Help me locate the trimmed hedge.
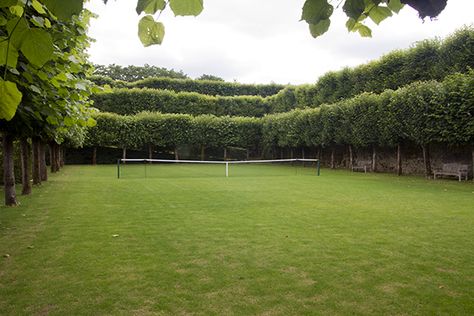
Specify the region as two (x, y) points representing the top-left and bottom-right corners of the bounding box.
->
(126, 77), (285, 97)
(92, 88), (270, 117)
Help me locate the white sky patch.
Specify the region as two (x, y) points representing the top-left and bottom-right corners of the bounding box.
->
(86, 0), (474, 85)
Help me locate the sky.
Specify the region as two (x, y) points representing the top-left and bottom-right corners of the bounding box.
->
(85, 0), (473, 85)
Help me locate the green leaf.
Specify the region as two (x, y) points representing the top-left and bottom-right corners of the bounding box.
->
(387, 0), (404, 13)
(342, 0), (365, 20)
(9, 5), (23, 16)
(136, 0), (166, 15)
(309, 19), (331, 38)
(42, 0), (83, 20)
(0, 0), (16, 7)
(20, 28), (54, 67)
(138, 15), (165, 47)
(0, 36), (19, 67)
(0, 79), (22, 121)
(31, 0), (46, 14)
(169, 0), (203, 16)
(301, 0), (333, 24)
(368, 5), (392, 25)
(355, 23), (372, 37)
(6, 17), (29, 48)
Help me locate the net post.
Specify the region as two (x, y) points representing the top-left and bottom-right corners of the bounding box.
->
(317, 159), (320, 176)
(225, 162), (229, 177)
(117, 159), (120, 179)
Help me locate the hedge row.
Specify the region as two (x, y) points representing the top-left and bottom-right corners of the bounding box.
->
(268, 27), (474, 109)
(91, 89), (270, 117)
(86, 71), (473, 151)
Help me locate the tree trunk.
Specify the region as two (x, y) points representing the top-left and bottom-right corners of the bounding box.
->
(302, 147), (305, 167)
(32, 138), (41, 185)
(397, 144), (402, 176)
(246, 149), (250, 160)
(122, 148), (127, 163)
(472, 146), (474, 182)
(55, 145), (61, 171)
(280, 148), (283, 159)
(318, 146), (322, 160)
(148, 144), (153, 162)
(175, 147), (179, 160)
(50, 143), (57, 173)
(331, 147), (335, 169)
(92, 147), (97, 165)
(20, 138), (32, 195)
(200, 145), (205, 161)
(3, 132), (18, 206)
(348, 145), (353, 170)
(290, 148), (294, 159)
(372, 145), (377, 172)
(224, 147), (227, 160)
(422, 144), (432, 178)
(60, 147), (65, 167)
(40, 142), (48, 181)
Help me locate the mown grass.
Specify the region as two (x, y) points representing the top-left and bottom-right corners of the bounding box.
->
(1, 165), (473, 315)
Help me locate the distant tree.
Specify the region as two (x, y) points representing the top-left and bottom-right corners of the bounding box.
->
(93, 64), (188, 81)
(197, 74), (225, 82)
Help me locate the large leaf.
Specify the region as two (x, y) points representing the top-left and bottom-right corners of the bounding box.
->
(138, 15), (165, 47)
(21, 28), (54, 67)
(136, 0), (166, 15)
(0, 0), (16, 7)
(0, 36), (18, 67)
(309, 19), (331, 38)
(342, 0), (366, 20)
(169, 0), (203, 16)
(0, 79), (22, 121)
(42, 0), (83, 20)
(388, 0), (404, 13)
(301, 0), (333, 24)
(6, 17), (29, 49)
(368, 5), (392, 25)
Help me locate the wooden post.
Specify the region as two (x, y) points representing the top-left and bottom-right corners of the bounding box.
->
(372, 145), (377, 172)
(331, 147), (335, 169)
(20, 138), (32, 195)
(3, 132), (18, 206)
(92, 147), (97, 165)
(40, 142), (47, 181)
(397, 144), (402, 176)
(32, 137), (41, 185)
(348, 145), (353, 170)
(422, 144), (432, 178)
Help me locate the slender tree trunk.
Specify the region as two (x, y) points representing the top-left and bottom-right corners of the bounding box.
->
(20, 138), (32, 195)
(372, 145), (377, 172)
(148, 144), (153, 162)
(92, 147), (97, 165)
(397, 144), (402, 176)
(60, 147), (65, 167)
(175, 147), (179, 160)
(55, 145), (61, 171)
(224, 147), (227, 160)
(422, 144), (432, 178)
(348, 145), (353, 170)
(280, 148), (283, 159)
(32, 138), (41, 185)
(290, 148), (294, 159)
(472, 145), (474, 182)
(50, 143), (57, 173)
(246, 149), (250, 160)
(331, 147), (335, 169)
(318, 146), (322, 160)
(302, 147), (305, 167)
(200, 145), (205, 161)
(122, 148), (127, 163)
(40, 142), (47, 181)
(3, 132), (18, 206)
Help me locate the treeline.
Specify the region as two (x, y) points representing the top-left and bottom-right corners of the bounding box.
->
(92, 89), (270, 117)
(268, 27), (474, 109)
(86, 71), (474, 175)
(93, 64), (188, 81)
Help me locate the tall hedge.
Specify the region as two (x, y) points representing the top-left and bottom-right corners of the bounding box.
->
(92, 88), (270, 117)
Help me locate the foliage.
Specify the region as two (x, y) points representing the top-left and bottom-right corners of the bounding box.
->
(92, 88), (270, 117)
(93, 63), (188, 81)
(196, 74), (224, 81)
(125, 77), (285, 97)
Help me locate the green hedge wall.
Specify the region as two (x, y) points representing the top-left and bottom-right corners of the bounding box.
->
(86, 71), (473, 152)
(126, 77), (285, 97)
(92, 88), (270, 117)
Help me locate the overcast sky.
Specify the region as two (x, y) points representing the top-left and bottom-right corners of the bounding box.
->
(86, 0), (473, 85)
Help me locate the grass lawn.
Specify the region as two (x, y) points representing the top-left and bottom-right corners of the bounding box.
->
(0, 164), (473, 315)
